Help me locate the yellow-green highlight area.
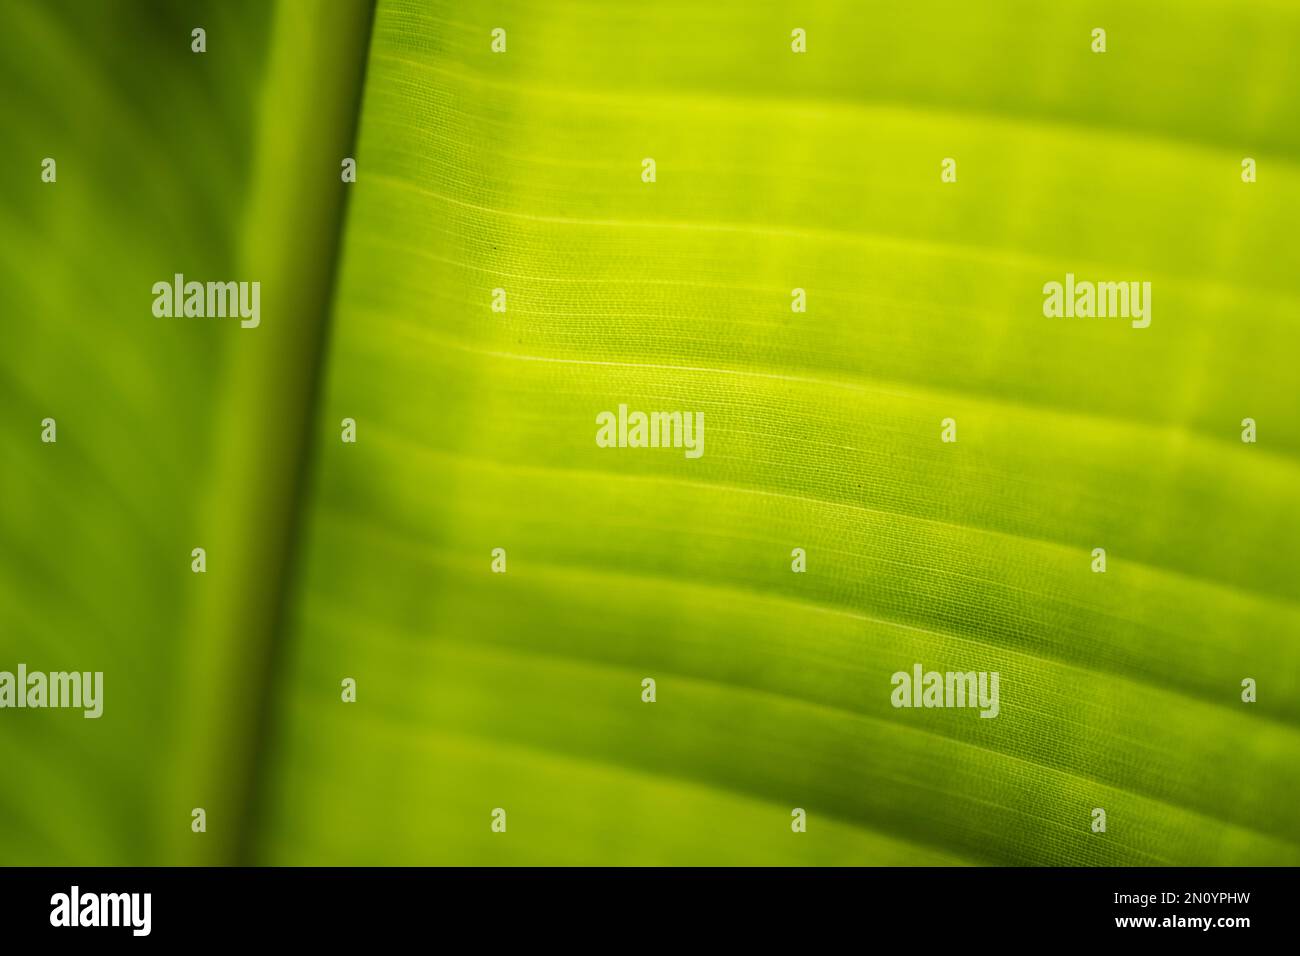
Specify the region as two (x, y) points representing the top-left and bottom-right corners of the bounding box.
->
(255, 1), (1300, 864)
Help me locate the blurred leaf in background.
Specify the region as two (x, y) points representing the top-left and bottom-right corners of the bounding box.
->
(0, 0), (371, 864)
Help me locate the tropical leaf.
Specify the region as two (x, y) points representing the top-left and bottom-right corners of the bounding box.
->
(2, 0), (1297, 867)
(252, 0), (1300, 865)
(0, 0), (370, 865)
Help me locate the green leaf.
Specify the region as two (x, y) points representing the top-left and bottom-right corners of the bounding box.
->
(0, 0), (370, 865)
(252, 0), (1300, 864)
(2, 0), (1298, 867)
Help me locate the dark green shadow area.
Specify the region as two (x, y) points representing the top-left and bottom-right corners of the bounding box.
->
(0, 0), (374, 865)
